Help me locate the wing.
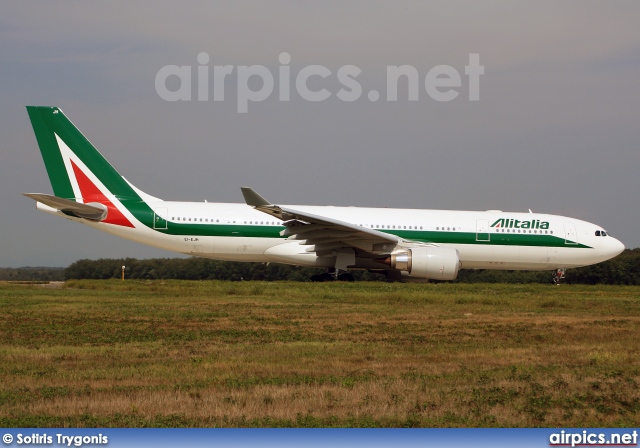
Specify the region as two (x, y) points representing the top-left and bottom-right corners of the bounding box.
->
(241, 187), (401, 259)
(23, 193), (107, 221)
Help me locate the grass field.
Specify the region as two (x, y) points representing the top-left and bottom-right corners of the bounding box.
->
(1, 280), (639, 427)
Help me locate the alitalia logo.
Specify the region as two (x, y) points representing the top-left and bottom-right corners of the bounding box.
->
(491, 218), (549, 229)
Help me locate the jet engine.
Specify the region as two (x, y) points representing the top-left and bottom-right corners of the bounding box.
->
(382, 246), (460, 281)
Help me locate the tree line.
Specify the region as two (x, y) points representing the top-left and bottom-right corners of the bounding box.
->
(3, 248), (638, 284)
(0, 267), (65, 282)
(61, 248), (639, 284)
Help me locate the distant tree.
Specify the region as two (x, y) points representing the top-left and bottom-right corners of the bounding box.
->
(61, 249), (639, 284)
(570, 248), (640, 285)
(0, 267), (65, 281)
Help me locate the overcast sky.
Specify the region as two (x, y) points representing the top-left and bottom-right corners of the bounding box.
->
(2, 1), (639, 267)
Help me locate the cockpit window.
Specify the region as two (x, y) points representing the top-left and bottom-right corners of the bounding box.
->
(595, 231), (601, 236)
(602, 231), (607, 236)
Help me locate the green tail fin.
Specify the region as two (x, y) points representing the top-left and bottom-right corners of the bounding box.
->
(26, 106), (140, 201)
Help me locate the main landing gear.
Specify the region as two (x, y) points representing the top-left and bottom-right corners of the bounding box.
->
(337, 272), (355, 282)
(310, 270), (355, 282)
(310, 272), (334, 282)
(552, 268), (566, 285)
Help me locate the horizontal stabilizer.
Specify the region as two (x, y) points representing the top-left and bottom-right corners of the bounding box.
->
(23, 193), (107, 221)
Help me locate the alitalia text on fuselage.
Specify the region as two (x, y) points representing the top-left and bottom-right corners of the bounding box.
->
(491, 218), (549, 230)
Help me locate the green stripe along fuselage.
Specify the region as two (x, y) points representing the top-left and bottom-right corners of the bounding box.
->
(153, 222), (580, 248)
(144, 201), (591, 249)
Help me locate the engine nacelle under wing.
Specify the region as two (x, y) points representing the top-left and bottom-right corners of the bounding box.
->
(388, 246), (460, 281)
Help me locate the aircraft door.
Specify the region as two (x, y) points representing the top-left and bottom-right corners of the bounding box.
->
(153, 207), (168, 230)
(476, 219), (490, 242)
(563, 222), (578, 245)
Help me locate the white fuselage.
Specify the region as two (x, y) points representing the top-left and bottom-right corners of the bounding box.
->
(39, 200), (625, 272)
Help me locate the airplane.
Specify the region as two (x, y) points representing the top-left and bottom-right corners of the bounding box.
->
(23, 106), (625, 283)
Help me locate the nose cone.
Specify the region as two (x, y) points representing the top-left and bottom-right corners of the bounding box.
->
(603, 237), (625, 261)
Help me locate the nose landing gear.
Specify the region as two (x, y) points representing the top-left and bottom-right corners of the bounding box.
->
(552, 268), (566, 285)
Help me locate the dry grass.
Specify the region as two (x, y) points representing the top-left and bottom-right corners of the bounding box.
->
(0, 280), (638, 427)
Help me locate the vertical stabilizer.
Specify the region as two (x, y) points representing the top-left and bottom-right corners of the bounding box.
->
(26, 106), (157, 228)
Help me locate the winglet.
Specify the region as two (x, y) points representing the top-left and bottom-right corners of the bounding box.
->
(241, 187), (272, 207)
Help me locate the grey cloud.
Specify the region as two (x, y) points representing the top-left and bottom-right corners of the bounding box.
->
(1, 1), (639, 266)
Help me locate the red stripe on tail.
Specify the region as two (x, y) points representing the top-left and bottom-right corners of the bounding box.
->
(71, 160), (135, 228)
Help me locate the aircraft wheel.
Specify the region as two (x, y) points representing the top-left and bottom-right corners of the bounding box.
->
(337, 273), (355, 282)
(319, 273), (335, 282)
(311, 273), (334, 282)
